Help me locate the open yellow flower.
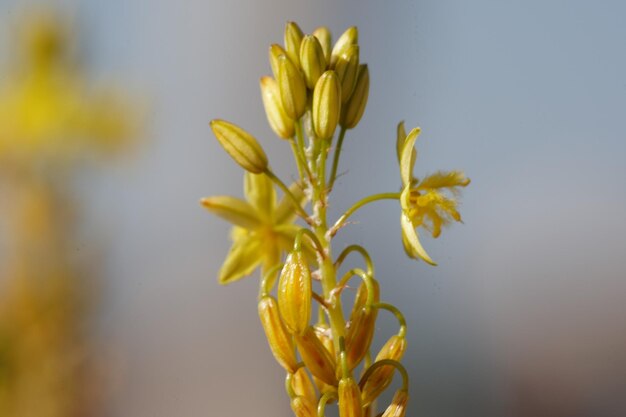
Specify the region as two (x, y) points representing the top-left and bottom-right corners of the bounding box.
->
(202, 172), (310, 284)
(397, 122), (469, 265)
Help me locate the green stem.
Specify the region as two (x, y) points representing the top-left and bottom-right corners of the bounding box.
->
(335, 244), (374, 276)
(259, 263), (284, 299)
(335, 268), (376, 309)
(317, 391), (338, 417)
(328, 126), (346, 190)
(330, 192), (401, 237)
(294, 227), (326, 258)
(264, 169), (311, 222)
(295, 121), (313, 180)
(289, 137), (305, 180)
(374, 302), (407, 338)
(359, 359), (409, 391)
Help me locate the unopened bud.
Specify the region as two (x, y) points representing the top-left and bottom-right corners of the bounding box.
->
(269, 44), (288, 78)
(295, 326), (337, 386)
(335, 45), (360, 103)
(284, 21), (304, 68)
(360, 335), (407, 406)
(381, 389), (409, 417)
(278, 54), (307, 120)
(210, 119), (268, 173)
(330, 26), (358, 68)
(312, 71), (341, 140)
(313, 26), (332, 64)
(292, 367), (317, 411)
(278, 250), (311, 334)
(312, 325), (336, 395)
(350, 279), (380, 318)
(345, 307), (377, 370)
(341, 64), (369, 129)
(338, 377), (363, 417)
(258, 296), (298, 373)
(291, 396), (316, 417)
(260, 76), (294, 139)
(300, 35), (327, 89)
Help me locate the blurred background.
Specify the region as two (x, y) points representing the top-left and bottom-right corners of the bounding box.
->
(1, 1), (625, 416)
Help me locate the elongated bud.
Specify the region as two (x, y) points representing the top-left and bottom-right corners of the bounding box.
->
(260, 76), (294, 139)
(210, 119), (268, 173)
(312, 324), (336, 394)
(278, 250), (311, 334)
(292, 367), (317, 410)
(335, 45), (360, 103)
(269, 44), (288, 78)
(300, 35), (327, 89)
(338, 377), (363, 417)
(291, 396), (316, 417)
(284, 21), (304, 68)
(360, 335), (407, 406)
(258, 296), (298, 373)
(341, 64), (369, 129)
(350, 279), (380, 318)
(312, 71), (341, 140)
(295, 326), (337, 386)
(313, 26), (332, 64)
(345, 279), (379, 370)
(278, 54), (307, 120)
(381, 390), (409, 417)
(330, 26), (358, 68)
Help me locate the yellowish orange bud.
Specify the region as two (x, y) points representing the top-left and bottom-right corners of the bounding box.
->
(300, 35), (327, 89)
(360, 335), (407, 406)
(350, 279), (380, 318)
(277, 250), (311, 334)
(292, 367), (318, 410)
(330, 26), (358, 68)
(313, 26), (332, 64)
(260, 76), (294, 139)
(269, 44), (288, 78)
(341, 64), (369, 129)
(210, 119), (268, 173)
(278, 54), (307, 120)
(291, 396), (316, 417)
(284, 21), (304, 68)
(312, 71), (341, 140)
(345, 307), (377, 370)
(335, 45), (360, 103)
(381, 389), (409, 417)
(295, 326), (338, 386)
(312, 324), (336, 395)
(338, 377), (363, 417)
(258, 296), (298, 373)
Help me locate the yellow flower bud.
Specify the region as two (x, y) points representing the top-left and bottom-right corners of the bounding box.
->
(295, 326), (337, 386)
(313, 26), (332, 64)
(260, 76), (294, 139)
(312, 71), (341, 140)
(335, 45), (360, 103)
(381, 389), (409, 417)
(278, 250), (311, 334)
(312, 324), (336, 395)
(341, 64), (369, 129)
(300, 35), (327, 89)
(360, 335), (407, 406)
(345, 306), (378, 371)
(291, 396), (316, 417)
(258, 296), (298, 373)
(278, 54), (307, 120)
(269, 44), (288, 79)
(284, 21), (304, 68)
(330, 26), (358, 68)
(210, 119), (268, 174)
(350, 278), (379, 318)
(292, 367), (317, 410)
(338, 377), (363, 417)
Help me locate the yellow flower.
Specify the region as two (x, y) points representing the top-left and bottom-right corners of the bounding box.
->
(397, 122), (469, 265)
(202, 172), (310, 284)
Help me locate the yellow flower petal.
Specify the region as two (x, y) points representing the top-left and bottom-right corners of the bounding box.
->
(243, 172), (276, 218)
(418, 170), (470, 190)
(201, 196), (261, 229)
(218, 235), (263, 284)
(400, 213), (436, 265)
(275, 182), (307, 224)
(396, 121), (407, 163)
(399, 127), (420, 187)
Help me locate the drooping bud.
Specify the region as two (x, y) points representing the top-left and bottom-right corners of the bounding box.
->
(210, 119), (268, 173)
(360, 335), (407, 406)
(295, 326), (338, 386)
(341, 64), (369, 129)
(345, 307), (378, 371)
(291, 396), (316, 417)
(258, 296), (298, 373)
(269, 44), (288, 78)
(312, 71), (341, 140)
(260, 76), (294, 139)
(335, 45), (360, 103)
(381, 389), (409, 417)
(277, 250), (311, 334)
(278, 54), (307, 120)
(313, 26), (332, 64)
(300, 35), (327, 89)
(338, 377), (363, 417)
(330, 26), (358, 68)
(350, 279), (380, 319)
(284, 21), (304, 68)
(292, 367), (317, 410)
(312, 324), (336, 395)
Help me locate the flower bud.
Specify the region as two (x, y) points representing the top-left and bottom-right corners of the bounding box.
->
(284, 21), (304, 68)
(338, 377), (363, 417)
(278, 54), (307, 120)
(278, 250), (311, 334)
(292, 367), (317, 410)
(210, 119), (268, 173)
(330, 26), (358, 68)
(300, 35), (327, 89)
(350, 278), (380, 318)
(345, 279), (379, 370)
(258, 296), (298, 373)
(313, 26), (332, 64)
(260, 76), (294, 139)
(295, 326), (337, 386)
(269, 44), (288, 78)
(291, 396), (316, 417)
(334, 45), (360, 103)
(341, 64), (369, 129)
(312, 71), (341, 140)
(360, 335), (407, 406)
(381, 389), (409, 417)
(312, 324), (336, 395)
